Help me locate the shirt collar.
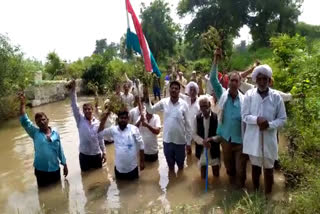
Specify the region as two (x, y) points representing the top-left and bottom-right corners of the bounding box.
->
(117, 125), (128, 132)
(202, 111), (212, 119)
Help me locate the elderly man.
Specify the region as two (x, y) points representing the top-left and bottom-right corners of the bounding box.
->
(144, 81), (192, 173)
(193, 95), (220, 179)
(68, 80), (106, 171)
(183, 81), (200, 134)
(242, 65), (287, 194)
(210, 48), (248, 188)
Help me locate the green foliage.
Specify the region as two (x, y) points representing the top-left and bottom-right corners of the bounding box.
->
(192, 58), (211, 74)
(268, 33), (320, 213)
(286, 175), (320, 214)
(44, 51), (65, 80)
(200, 26), (222, 56)
(0, 34), (37, 120)
(81, 55), (109, 94)
(229, 47), (273, 71)
(119, 34), (133, 60)
(249, 0), (303, 48)
(140, 0), (179, 61)
(233, 192), (275, 214)
(271, 34), (307, 67)
(178, 0), (303, 52)
(296, 22), (320, 41)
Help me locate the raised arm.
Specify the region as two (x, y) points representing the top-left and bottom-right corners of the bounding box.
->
(133, 127), (145, 170)
(68, 80), (81, 125)
(276, 90), (292, 102)
(18, 93), (37, 138)
(141, 115), (161, 135)
(240, 61), (260, 79)
(145, 99), (164, 114)
(210, 49), (223, 100)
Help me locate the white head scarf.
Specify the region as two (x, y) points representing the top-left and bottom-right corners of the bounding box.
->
(185, 81), (199, 95)
(252, 65), (272, 82)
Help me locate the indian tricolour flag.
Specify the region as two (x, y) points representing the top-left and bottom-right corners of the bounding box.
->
(125, 0), (161, 77)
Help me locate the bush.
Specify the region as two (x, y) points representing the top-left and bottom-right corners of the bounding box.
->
(229, 47), (273, 71)
(0, 96), (19, 120)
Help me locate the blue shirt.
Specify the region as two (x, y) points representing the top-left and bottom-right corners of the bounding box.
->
(20, 114), (66, 172)
(210, 64), (243, 144)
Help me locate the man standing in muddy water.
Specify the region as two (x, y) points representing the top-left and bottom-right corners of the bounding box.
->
(18, 92), (68, 187)
(242, 65), (287, 194)
(67, 80), (106, 171)
(144, 80), (192, 174)
(210, 48), (248, 188)
(98, 108), (145, 180)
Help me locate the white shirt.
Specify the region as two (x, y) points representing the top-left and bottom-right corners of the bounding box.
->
(71, 91), (105, 155)
(192, 114), (211, 145)
(146, 97), (192, 145)
(129, 106), (146, 124)
(103, 113), (117, 142)
(205, 74), (214, 95)
(99, 124), (144, 173)
(242, 88), (287, 160)
(121, 93), (135, 110)
(94, 108), (118, 142)
(137, 114), (161, 154)
(180, 94), (200, 133)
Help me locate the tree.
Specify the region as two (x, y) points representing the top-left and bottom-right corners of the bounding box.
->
(93, 38), (119, 62)
(119, 33), (133, 60)
(0, 34), (33, 94)
(178, 0), (303, 52)
(44, 51), (64, 79)
(248, 0), (303, 47)
(140, 0), (179, 60)
(296, 22), (320, 40)
(177, 0), (250, 59)
(0, 34), (35, 119)
(93, 39), (108, 55)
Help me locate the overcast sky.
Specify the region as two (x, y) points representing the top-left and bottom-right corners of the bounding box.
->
(0, 0), (319, 62)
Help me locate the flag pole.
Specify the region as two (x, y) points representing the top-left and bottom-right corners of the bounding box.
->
(125, 0), (130, 30)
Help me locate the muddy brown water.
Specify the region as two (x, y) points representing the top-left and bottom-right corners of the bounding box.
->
(0, 97), (286, 213)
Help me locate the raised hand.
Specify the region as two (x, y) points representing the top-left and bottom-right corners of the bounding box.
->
(17, 92), (26, 115)
(66, 79), (76, 91)
(17, 92), (26, 104)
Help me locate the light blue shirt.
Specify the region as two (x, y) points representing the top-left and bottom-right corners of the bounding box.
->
(20, 114), (66, 172)
(210, 64), (243, 144)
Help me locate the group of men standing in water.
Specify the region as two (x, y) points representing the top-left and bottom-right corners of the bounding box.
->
(18, 48), (287, 195)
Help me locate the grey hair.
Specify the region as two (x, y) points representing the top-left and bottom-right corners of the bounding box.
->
(198, 94), (211, 104)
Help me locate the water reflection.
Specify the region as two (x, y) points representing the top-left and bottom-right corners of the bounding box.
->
(0, 97), (286, 214)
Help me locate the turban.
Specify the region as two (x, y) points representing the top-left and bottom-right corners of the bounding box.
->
(252, 65), (272, 82)
(185, 81), (199, 95)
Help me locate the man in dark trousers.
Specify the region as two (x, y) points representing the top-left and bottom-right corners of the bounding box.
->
(193, 95), (220, 179)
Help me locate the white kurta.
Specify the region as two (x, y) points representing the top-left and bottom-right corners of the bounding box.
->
(242, 88), (287, 160)
(146, 97), (192, 145)
(180, 94), (200, 133)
